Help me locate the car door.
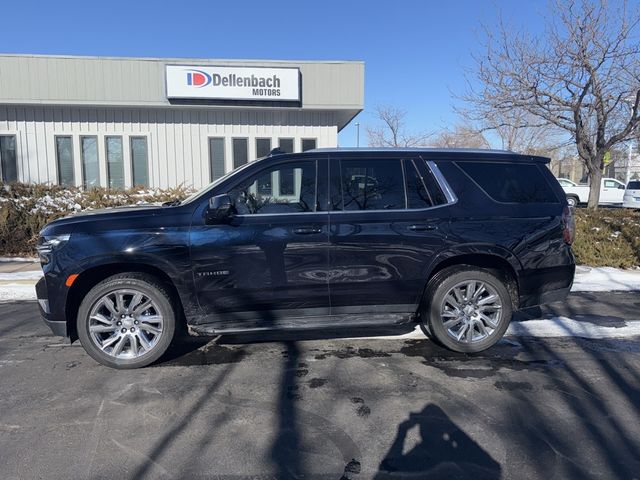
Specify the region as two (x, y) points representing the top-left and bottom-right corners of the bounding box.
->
(327, 154), (450, 315)
(601, 179), (625, 203)
(190, 156), (330, 328)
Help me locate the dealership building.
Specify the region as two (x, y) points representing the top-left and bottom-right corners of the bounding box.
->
(0, 54), (364, 189)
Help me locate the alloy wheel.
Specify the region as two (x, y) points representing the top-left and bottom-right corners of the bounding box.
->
(439, 280), (503, 344)
(87, 289), (164, 359)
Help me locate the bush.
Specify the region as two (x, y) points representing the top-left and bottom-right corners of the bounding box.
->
(573, 209), (640, 268)
(0, 182), (195, 256)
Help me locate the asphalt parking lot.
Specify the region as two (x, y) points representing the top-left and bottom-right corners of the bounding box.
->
(1, 293), (640, 480)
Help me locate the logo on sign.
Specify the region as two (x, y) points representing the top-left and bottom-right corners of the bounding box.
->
(185, 69), (212, 88)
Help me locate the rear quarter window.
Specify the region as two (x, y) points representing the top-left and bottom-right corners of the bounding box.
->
(457, 162), (559, 204)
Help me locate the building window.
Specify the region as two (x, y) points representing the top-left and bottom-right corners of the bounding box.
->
(301, 138), (317, 152)
(233, 138), (248, 169)
(81, 136), (100, 188)
(130, 137), (149, 187)
(208, 137), (225, 182)
(256, 138), (272, 158)
(55, 136), (74, 186)
(0, 135), (18, 183)
(278, 138), (294, 154)
(106, 136), (124, 189)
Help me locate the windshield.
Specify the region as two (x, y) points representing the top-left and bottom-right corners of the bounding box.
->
(180, 161), (257, 205)
(627, 181), (640, 190)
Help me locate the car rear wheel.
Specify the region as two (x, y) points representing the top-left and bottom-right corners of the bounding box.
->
(77, 273), (176, 369)
(566, 195), (579, 207)
(422, 267), (513, 353)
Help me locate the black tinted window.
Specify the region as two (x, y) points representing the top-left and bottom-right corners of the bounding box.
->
(410, 159), (448, 207)
(627, 181), (640, 189)
(405, 160), (433, 208)
(339, 159), (405, 211)
(458, 162), (558, 203)
(230, 161), (316, 214)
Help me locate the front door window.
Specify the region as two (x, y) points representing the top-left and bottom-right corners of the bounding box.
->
(229, 161), (317, 215)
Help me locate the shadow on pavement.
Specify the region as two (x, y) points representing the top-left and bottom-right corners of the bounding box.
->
(374, 404), (501, 479)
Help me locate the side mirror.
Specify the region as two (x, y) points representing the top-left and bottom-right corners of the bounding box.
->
(206, 194), (235, 224)
(619, 184), (626, 190)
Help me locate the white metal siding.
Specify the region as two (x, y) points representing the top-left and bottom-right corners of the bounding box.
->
(0, 55), (364, 112)
(0, 105), (337, 188)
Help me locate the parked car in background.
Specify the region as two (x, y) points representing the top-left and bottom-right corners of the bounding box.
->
(557, 178), (577, 188)
(37, 148), (576, 369)
(562, 177), (626, 207)
(623, 180), (640, 209)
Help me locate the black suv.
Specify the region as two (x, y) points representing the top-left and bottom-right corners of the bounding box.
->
(37, 148), (575, 369)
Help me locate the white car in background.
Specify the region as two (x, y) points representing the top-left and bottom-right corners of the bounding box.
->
(623, 180), (640, 208)
(561, 177), (626, 207)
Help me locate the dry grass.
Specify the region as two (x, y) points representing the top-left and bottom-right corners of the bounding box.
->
(573, 209), (640, 268)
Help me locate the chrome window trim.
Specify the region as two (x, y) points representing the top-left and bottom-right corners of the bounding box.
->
(229, 157), (458, 218)
(426, 160), (458, 205)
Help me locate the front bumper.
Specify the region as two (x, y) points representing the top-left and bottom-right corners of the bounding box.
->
(36, 276), (68, 338)
(42, 317), (68, 337)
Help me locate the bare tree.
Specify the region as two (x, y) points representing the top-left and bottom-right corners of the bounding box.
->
(366, 105), (431, 147)
(429, 123), (491, 149)
(464, 0), (640, 208)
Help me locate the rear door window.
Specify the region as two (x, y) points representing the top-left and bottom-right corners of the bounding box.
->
(338, 159), (405, 211)
(457, 162), (559, 203)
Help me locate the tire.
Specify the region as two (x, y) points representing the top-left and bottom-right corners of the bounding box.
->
(77, 273), (176, 369)
(421, 266), (513, 353)
(566, 195), (579, 207)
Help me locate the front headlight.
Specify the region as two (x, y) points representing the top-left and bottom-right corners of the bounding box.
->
(37, 233), (71, 260)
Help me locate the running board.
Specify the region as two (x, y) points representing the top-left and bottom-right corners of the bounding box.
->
(189, 313), (415, 336)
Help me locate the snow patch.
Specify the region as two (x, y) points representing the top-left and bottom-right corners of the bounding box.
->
(572, 266), (640, 292)
(0, 271), (43, 281)
(507, 316), (640, 339)
(0, 284), (36, 302)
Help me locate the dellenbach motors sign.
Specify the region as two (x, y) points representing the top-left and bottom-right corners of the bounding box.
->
(165, 65), (300, 101)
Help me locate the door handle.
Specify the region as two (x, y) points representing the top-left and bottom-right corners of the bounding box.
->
(293, 226), (323, 235)
(407, 224), (437, 232)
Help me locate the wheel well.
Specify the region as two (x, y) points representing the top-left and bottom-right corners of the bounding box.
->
(65, 263), (185, 342)
(425, 254), (520, 310)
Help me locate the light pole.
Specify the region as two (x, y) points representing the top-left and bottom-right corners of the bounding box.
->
(627, 141), (633, 185)
(355, 122), (360, 148)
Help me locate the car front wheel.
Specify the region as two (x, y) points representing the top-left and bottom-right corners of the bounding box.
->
(422, 267), (513, 353)
(77, 273), (176, 369)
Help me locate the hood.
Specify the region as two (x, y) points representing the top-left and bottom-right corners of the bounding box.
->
(42, 204), (168, 234)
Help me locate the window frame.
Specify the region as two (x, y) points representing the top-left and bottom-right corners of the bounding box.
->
(278, 137), (295, 154)
(301, 138), (317, 152)
(54, 135), (75, 186)
(130, 136), (150, 187)
(208, 136), (226, 183)
(255, 137), (272, 158)
(232, 137), (249, 169)
(329, 156), (456, 214)
(225, 158), (323, 217)
(80, 135), (100, 189)
(0, 134), (18, 183)
(105, 135), (125, 189)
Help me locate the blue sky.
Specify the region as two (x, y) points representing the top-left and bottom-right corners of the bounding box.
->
(0, 0), (551, 146)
